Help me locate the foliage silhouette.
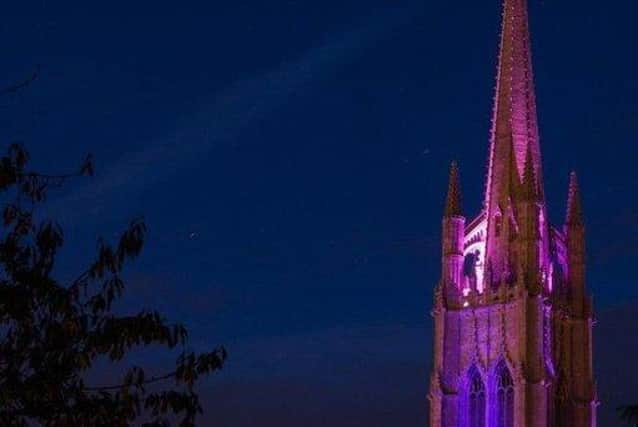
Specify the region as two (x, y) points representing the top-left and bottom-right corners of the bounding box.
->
(619, 404), (638, 426)
(0, 144), (226, 426)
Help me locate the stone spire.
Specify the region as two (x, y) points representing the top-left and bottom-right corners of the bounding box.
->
(566, 171), (584, 226)
(485, 0), (543, 211)
(444, 161), (462, 217)
(485, 0), (548, 278)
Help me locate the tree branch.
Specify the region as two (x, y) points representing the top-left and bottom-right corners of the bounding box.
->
(85, 371), (176, 392)
(0, 65), (41, 95)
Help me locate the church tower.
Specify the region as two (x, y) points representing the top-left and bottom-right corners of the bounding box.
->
(428, 0), (597, 426)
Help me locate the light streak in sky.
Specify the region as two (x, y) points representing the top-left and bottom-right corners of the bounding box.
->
(50, 4), (418, 220)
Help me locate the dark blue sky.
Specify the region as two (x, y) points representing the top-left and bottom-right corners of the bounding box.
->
(4, 0), (638, 425)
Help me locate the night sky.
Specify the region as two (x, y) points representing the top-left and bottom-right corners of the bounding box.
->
(3, 0), (638, 425)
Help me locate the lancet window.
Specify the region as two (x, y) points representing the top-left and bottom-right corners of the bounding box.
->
(495, 362), (514, 427)
(467, 366), (485, 427)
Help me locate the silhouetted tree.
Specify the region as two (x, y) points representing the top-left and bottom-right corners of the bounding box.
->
(619, 405), (638, 426)
(0, 144), (226, 426)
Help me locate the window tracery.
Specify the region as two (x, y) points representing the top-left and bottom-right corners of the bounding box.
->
(467, 366), (485, 427)
(495, 362), (514, 427)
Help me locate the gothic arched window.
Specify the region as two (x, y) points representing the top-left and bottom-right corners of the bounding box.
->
(463, 251), (480, 292)
(495, 362), (515, 427)
(468, 366), (485, 427)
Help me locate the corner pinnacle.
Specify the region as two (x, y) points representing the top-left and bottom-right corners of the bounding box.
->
(566, 171), (584, 225)
(444, 161), (463, 218)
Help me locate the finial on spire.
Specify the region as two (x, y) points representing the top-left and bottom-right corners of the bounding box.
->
(566, 171), (584, 225)
(444, 161), (463, 217)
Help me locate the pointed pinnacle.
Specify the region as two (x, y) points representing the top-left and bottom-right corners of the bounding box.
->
(522, 144), (538, 200)
(566, 171), (584, 225)
(444, 161), (463, 218)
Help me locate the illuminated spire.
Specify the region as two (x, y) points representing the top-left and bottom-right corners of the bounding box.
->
(485, 0), (543, 210)
(444, 161), (462, 217)
(484, 0), (548, 279)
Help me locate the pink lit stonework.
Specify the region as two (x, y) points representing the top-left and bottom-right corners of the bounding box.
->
(428, 0), (597, 426)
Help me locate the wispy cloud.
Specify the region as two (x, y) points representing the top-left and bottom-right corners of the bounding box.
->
(49, 5), (417, 219)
